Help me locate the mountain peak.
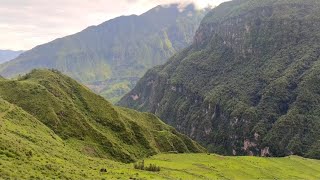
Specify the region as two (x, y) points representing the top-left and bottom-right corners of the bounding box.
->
(0, 68), (205, 163)
(0, 4), (207, 103)
(151, 3), (197, 12)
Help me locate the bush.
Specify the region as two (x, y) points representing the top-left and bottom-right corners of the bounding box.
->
(100, 168), (107, 173)
(145, 164), (160, 172)
(26, 150), (33, 157)
(134, 160), (144, 170)
(134, 160), (160, 172)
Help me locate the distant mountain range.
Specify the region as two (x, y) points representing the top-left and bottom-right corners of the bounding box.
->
(0, 50), (23, 64)
(0, 3), (208, 103)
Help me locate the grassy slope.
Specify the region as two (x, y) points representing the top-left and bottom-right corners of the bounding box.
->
(1, 100), (319, 179)
(0, 69), (204, 163)
(144, 154), (320, 179)
(0, 98), (107, 179)
(0, 70), (319, 179)
(2, 115), (320, 180)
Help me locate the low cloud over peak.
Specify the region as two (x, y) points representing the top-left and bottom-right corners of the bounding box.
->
(0, 0), (228, 50)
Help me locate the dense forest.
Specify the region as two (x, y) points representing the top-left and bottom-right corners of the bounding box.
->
(119, 0), (320, 159)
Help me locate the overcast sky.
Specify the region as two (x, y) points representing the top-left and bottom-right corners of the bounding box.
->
(0, 0), (229, 50)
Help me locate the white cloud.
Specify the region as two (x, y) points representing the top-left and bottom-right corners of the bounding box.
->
(0, 0), (229, 50)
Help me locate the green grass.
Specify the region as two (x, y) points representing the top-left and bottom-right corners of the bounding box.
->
(99, 80), (133, 103)
(0, 69), (204, 164)
(1, 100), (319, 180)
(0, 70), (319, 179)
(144, 154), (320, 179)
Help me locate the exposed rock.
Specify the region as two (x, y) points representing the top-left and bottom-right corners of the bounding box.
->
(243, 139), (257, 151)
(204, 127), (212, 135)
(119, 0), (320, 159)
(261, 147), (270, 157)
(232, 149), (237, 155)
(131, 94), (139, 101)
(254, 133), (260, 141)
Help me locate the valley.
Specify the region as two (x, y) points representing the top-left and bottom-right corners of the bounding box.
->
(0, 4), (208, 103)
(0, 70), (319, 179)
(1, 0), (320, 179)
(119, 0), (320, 159)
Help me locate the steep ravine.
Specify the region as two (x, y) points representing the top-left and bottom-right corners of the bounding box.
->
(119, 0), (320, 159)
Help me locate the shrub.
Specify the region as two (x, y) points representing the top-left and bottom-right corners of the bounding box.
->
(134, 160), (145, 170)
(100, 168), (107, 173)
(145, 164), (160, 172)
(134, 160), (160, 172)
(26, 150), (33, 157)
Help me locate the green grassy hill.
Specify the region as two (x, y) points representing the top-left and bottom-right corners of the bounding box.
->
(119, 0), (320, 159)
(0, 69), (319, 179)
(0, 69), (204, 164)
(0, 4), (208, 103)
(142, 154), (320, 179)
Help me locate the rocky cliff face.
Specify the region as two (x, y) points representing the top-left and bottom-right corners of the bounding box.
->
(119, 0), (320, 159)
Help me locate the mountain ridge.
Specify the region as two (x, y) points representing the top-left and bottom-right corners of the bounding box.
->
(0, 3), (208, 103)
(0, 50), (24, 64)
(0, 69), (205, 163)
(119, 0), (320, 159)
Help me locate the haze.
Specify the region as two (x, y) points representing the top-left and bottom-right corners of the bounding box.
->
(0, 0), (229, 50)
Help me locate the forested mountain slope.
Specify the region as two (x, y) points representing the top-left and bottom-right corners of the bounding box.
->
(0, 4), (208, 103)
(2, 70), (319, 180)
(119, 0), (320, 159)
